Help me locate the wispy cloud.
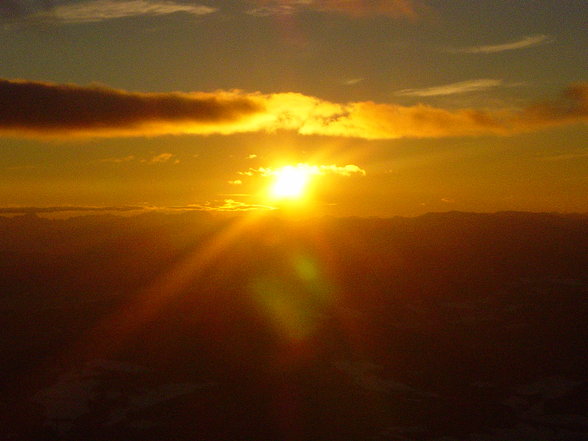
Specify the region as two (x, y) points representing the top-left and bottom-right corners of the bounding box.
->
(248, 0), (427, 18)
(1, 78), (587, 140)
(342, 78), (365, 86)
(395, 79), (504, 97)
(99, 153), (178, 164)
(448, 34), (552, 54)
(246, 4), (296, 17)
(2, 0), (217, 23)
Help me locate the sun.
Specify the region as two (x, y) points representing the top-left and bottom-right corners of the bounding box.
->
(270, 165), (312, 200)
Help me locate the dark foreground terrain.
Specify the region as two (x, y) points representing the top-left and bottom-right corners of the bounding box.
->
(1, 211), (587, 440)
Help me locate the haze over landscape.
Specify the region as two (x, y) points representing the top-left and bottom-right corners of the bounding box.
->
(0, 1), (587, 440)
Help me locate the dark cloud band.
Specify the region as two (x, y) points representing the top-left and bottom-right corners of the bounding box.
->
(0, 78), (263, 137)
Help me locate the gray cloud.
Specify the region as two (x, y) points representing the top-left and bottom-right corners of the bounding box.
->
(0, 78), (263, 137)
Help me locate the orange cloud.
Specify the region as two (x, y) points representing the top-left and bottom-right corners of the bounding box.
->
(1, 78), (586, 140)
(257, 84), (588, 138)
(519, 83), (588, 128)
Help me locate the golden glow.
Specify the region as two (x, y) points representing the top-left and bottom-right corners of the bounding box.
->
(270, 165), (312, 200)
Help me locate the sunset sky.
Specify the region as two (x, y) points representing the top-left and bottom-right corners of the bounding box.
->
(1, 0), (586, 216)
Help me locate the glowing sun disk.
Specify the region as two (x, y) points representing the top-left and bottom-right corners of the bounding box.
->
(271, 165), (311, 199)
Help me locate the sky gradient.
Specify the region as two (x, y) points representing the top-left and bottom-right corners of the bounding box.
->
(1, 0), (586, 216)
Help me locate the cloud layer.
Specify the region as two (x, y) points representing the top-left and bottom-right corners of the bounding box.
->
(1, 78), (586, 140)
